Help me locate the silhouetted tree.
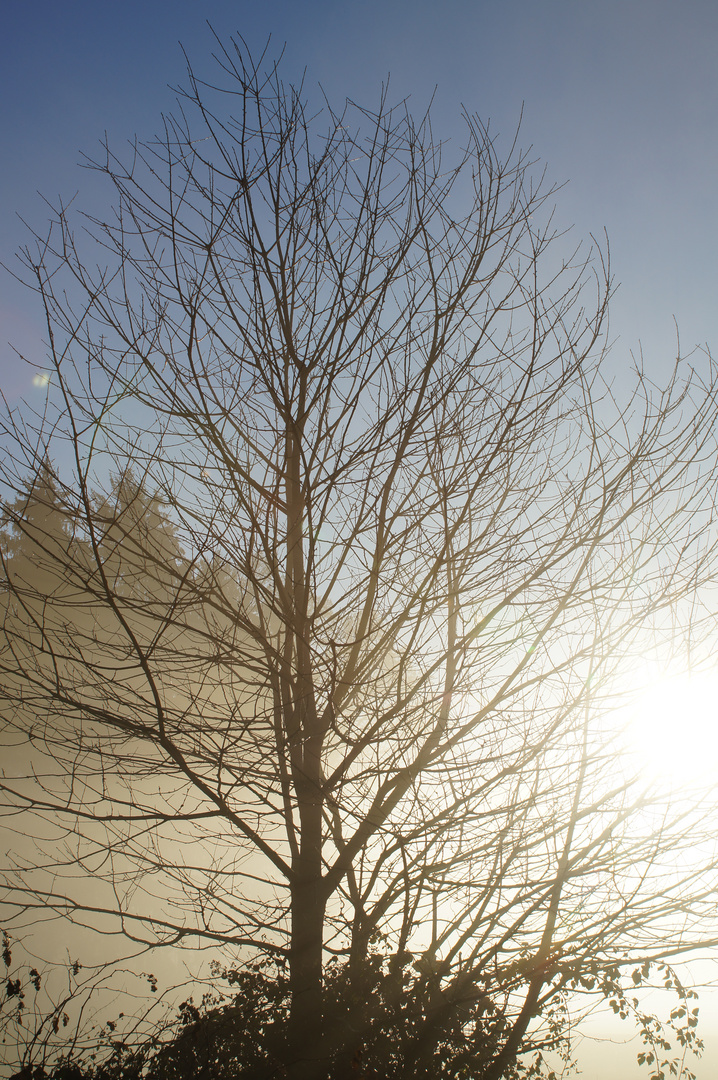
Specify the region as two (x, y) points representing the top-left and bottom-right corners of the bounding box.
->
(1, 938), (702, 1080)
(2, 36), (718, 1080)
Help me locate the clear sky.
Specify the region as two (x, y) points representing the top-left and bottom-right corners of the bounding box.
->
(1, 1), (718, 1075)
(2, 0), (717, 404)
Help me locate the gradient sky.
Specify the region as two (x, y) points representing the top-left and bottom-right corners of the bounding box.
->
(2, 0), (717, 405)
(2, 1), (718, 1076)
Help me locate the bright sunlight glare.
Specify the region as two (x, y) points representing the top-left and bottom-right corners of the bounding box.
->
(622, 668), (718, 787)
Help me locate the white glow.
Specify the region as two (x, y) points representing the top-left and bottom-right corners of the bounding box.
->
(623, 669), (718, 786)
(32, 372), (50, 387)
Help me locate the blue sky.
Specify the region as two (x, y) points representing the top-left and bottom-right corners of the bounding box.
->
(2, 0), (717, 404)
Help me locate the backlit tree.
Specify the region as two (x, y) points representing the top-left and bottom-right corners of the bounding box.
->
(2, 37), (718, 1080)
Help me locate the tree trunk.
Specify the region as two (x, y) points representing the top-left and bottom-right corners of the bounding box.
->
(286, 794), (327, 1080)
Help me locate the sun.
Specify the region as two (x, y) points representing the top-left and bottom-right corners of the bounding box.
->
(622, 668), (718, 787)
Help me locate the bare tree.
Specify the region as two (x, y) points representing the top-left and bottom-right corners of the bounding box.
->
(2, 37), (718, 1080)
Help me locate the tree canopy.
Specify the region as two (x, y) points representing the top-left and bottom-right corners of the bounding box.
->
(2, 36), (718, 1080)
